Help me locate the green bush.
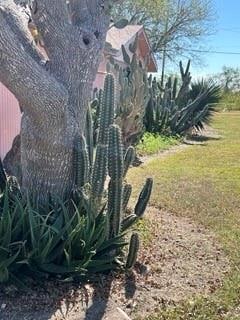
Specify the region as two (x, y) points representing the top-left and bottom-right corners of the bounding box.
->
(136, 133), (180, 156)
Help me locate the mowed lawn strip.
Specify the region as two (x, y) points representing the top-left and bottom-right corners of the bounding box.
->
(128, 112), (240, 320)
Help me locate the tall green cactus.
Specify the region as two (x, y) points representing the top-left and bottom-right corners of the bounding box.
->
(108, 124), (124, 238)
(122, 183), (132, 212)
(85, 107), (94, 169)
(0, 72), (153, 280)
(126, 233), (140, 269)
(123, 146), (135, 178)
(97, 74), (115, 145)
(91, 145), (108, 200)
(134, 178), (153, 217)
(91, 74), (115, 202)
(73, 134), (90, 189)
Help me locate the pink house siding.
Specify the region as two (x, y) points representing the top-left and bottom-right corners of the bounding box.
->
(0, 83), (21, 159)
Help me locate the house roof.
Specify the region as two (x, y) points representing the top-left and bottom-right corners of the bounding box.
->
(106, 25), (158, 73)
(107, 25), (143, 51)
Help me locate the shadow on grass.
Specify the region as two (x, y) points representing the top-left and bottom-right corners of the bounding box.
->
(184, 134), (221, 145)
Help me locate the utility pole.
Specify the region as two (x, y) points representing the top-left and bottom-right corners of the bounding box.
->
(160, 0), (181, 87)
(160, 5), (169, 87)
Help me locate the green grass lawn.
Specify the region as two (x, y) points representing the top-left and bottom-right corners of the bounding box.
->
(128, 112), (240, 320)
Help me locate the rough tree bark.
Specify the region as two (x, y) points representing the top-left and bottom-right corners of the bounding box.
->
(0, 0), (121, 203)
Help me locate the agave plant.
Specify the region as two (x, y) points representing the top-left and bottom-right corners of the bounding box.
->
(0, 184), (24, 282)
(187, 79), (221, 130)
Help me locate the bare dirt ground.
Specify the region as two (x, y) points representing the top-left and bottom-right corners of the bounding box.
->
(111, 207), (230, 318)
(0, 207), (229, 320)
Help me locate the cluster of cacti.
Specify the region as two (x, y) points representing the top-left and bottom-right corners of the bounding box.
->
(106, 35), (149, 149)
(92, 36), (151, 149)
(0, 74), (153, 283)
(144, 60), (220, 135)
(73, 73), (153, 268)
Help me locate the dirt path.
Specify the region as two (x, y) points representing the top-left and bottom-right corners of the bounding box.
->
(111, 207), (230, 319)
(139, 143), (189, 165)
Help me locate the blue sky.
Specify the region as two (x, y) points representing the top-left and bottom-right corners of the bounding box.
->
(192, 0), (240, 76)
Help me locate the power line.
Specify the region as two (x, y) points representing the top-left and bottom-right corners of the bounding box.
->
(185, 49), (240, 55)
(161, 48), (240, 55)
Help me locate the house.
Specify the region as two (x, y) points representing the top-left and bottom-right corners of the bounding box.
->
(93, 25), (157, 89)
(0, 25), (157, 159)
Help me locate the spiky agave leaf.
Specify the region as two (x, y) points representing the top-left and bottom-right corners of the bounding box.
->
(188, 79), (221, 130)
(0, 158), (7, 193)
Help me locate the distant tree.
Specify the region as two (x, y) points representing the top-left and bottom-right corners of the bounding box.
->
(219, 66), (240, 92)
(112, 0), (216, 63)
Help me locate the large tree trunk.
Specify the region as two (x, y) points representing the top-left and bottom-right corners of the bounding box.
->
(0, 0), (121, 203)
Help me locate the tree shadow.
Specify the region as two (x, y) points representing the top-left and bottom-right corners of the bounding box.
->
(124, 271), (137, 300)
(84, 274), (113, 320)
(0, 278), (89, 320)
(84, 270), (137, 319)
(0, 272), (136, 319)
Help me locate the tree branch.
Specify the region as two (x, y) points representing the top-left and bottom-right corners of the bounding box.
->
(0, 3), (68, 119)
(31, 0), (70, 55)
(0, 1), (45, 64)
(68, 0), (110, 43)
